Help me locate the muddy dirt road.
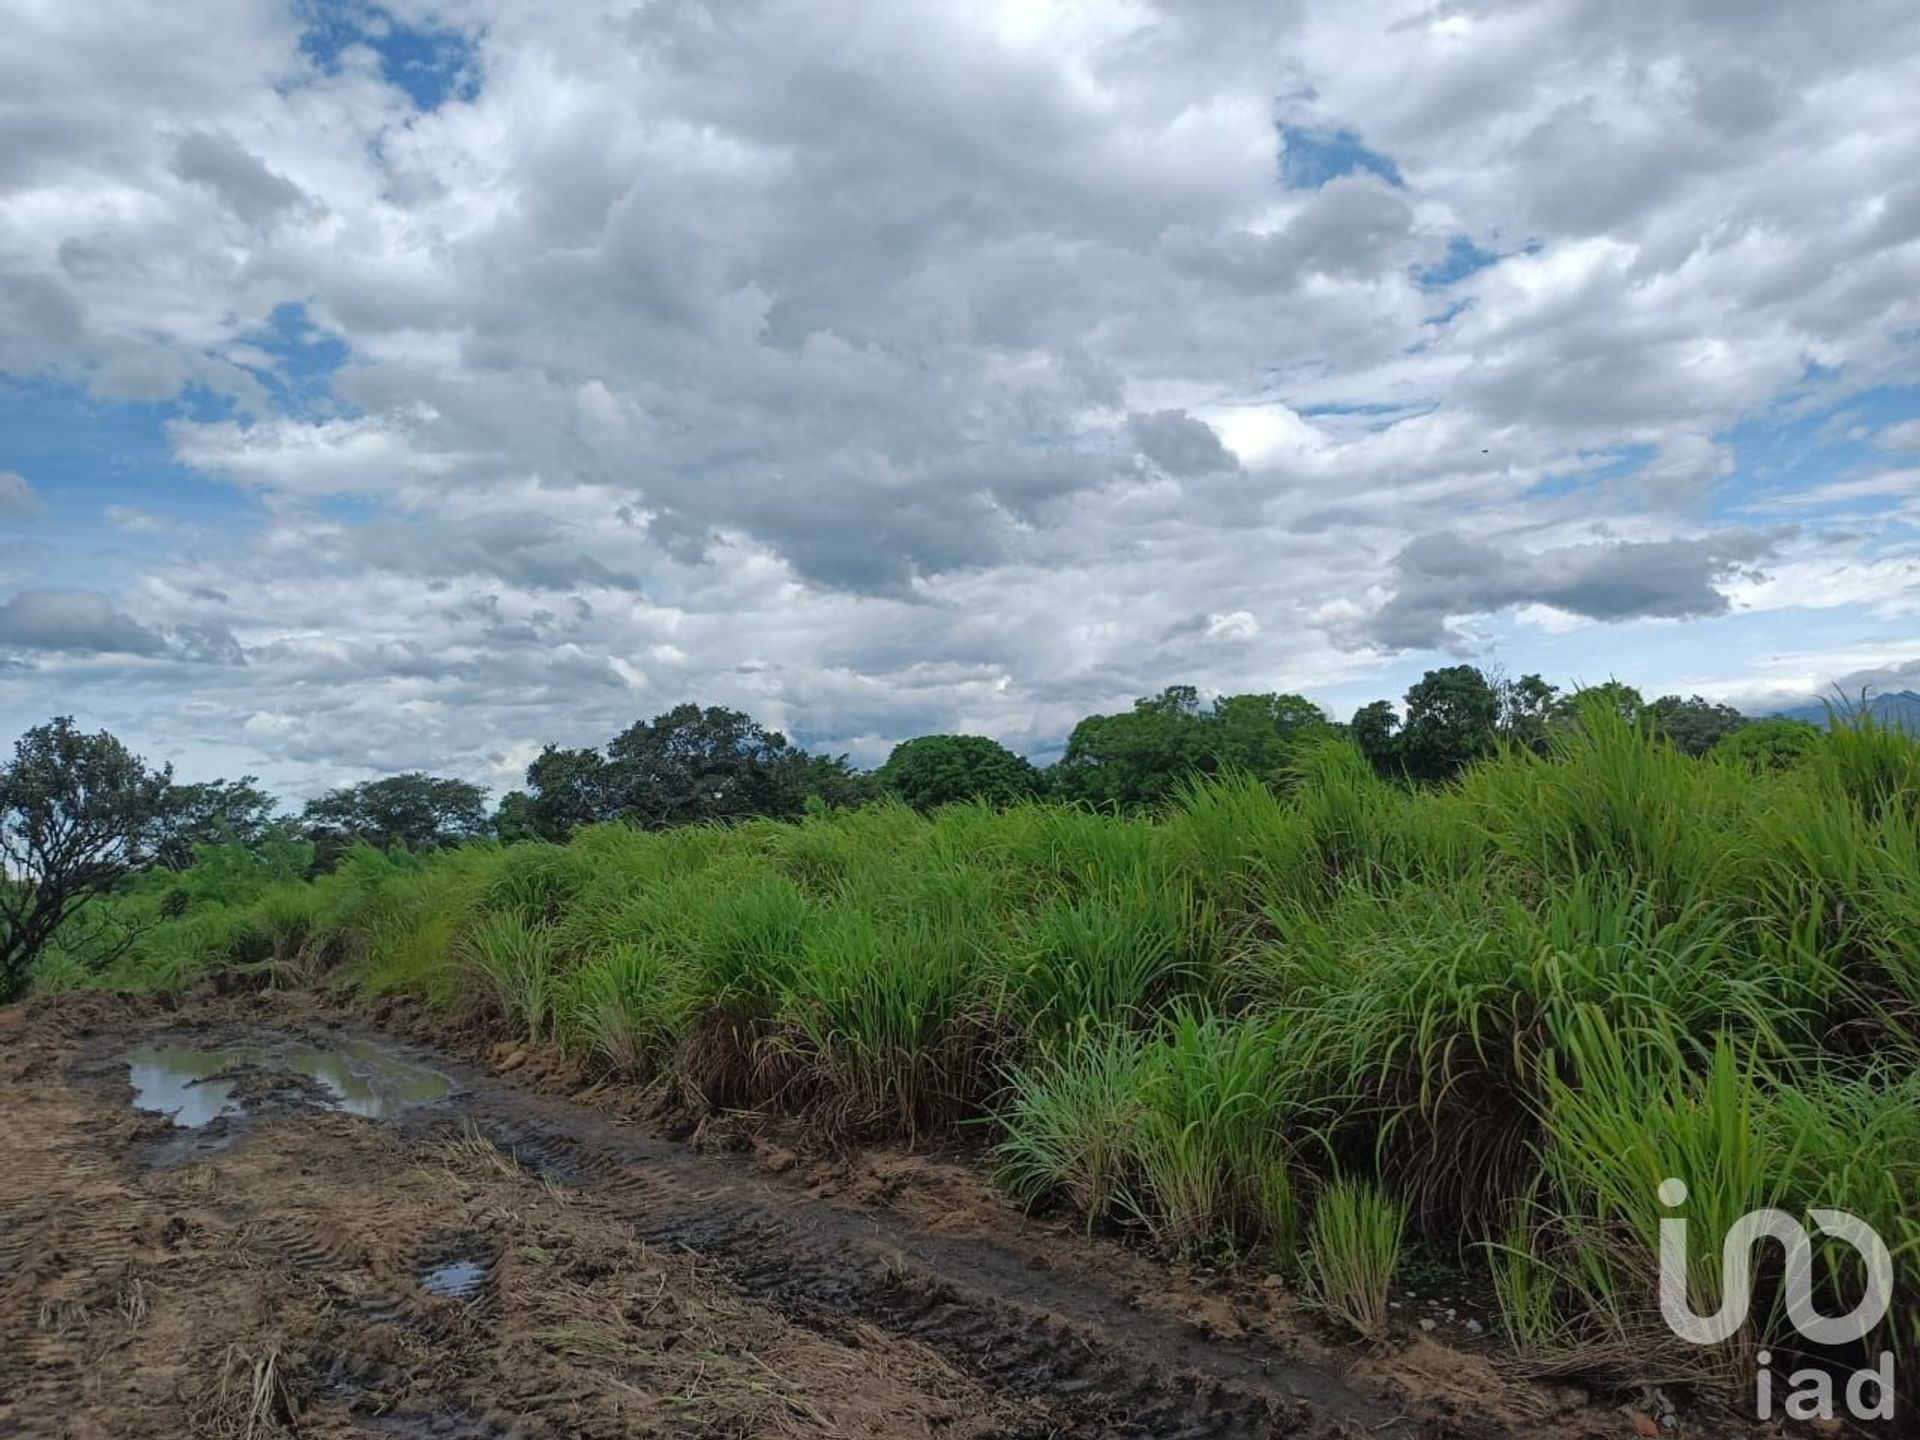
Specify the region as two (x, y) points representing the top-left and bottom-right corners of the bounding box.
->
(0, 992), (1608, 1439)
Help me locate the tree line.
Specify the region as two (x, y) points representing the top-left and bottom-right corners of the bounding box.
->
(0, 669), (1819, 1001)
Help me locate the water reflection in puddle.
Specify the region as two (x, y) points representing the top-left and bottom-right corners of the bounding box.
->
(127, 1038), (450, 1128)
(127, 1046), (243, 1127)
(420, 1257), (488, 1301)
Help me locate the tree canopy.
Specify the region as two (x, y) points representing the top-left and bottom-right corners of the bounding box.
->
(0, 662), (1777, 965)
(1053, 686), (1329, 808)
(876, 734), (1039, 811)
(301, 773), (490, 859)
(152, 775), (281, 870)
(1647, 694), (1747, 757)
(1712, 715), (1819, 771)
(500, 704), (866, 837)
(1398, 665), (1501, 782)
(0, 718), (173, 1000)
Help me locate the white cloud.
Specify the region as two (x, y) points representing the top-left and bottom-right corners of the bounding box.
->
(0, 0), (1917, 793)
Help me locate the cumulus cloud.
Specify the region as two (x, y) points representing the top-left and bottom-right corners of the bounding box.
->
(1877, 419), (1920, 453)
(0, 0), (1916, 792)
(0, 589), (243, 663)
(1129, 410), (1242, 476)
(1358, 530), (1781, 651)
(0, 589), (169, 657)
(169, 130), (308, 227)
(1825, 656), (1920, 694)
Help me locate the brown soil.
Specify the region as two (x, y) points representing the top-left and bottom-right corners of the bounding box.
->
(0, 989), (1684, 1439)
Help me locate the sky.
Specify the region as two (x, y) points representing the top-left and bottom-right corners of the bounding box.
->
(2, 0), (1918, 799)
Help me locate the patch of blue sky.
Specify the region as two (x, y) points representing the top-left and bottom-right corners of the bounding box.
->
(1526, 443), (1659, 500)
(316, 495), (383, 527)
(231, 302), (354, 421)
(0, 379), (261, 585)
(1414, 234), (1500, 290)
(1297, 399), (1432, 439)
(1277, 126), (1403, 190)
(297, 1), (481, 111)
(1713, 382), (1920, 535)
(1491, 604), (1920, 709)
(1419, 297), (1475, 330)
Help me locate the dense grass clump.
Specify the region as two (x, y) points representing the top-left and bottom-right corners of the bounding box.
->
(34, 708), (1920, 1394)
(1306, 1178), (1408, 1339)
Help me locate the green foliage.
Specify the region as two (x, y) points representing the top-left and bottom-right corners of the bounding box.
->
(995, 1011), (1303, 1255)
(1348, 699), (1400, 772)
(601, 704), (855, 828)
(1051, 686), (1329, 809)
(1647, 693), (1747, 757)
(302, 772), (490, 861)
(1305, 1179), (1408, 1338)
(1712, 715), (1820, 772)
(875, 734), (1039, 811)
(995, 1024), (1154, 1223)
(1493, 671), (1560, 753)
(1, 717), (174, 1000)
(497, 745), (611, 841)
(562, 939), (695, 1077)
(30, 702), (1920, 1388)
(1399, 664), (1501, 782)
(152, 775), (282, 869)
(501, 705), (869, 841)
(1052, 686), (1212, 809)
(466, 911), (560, 1040)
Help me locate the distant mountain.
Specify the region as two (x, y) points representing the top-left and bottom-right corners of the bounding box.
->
(1771, 689), (1920, 731)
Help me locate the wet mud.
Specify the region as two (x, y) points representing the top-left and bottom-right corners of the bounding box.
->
(0, 991), (1630, 1438)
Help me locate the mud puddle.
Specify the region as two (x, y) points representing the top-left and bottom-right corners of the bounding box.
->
(126, 1037), (450, 1126)
(0, 991), (1632, 1440)
(418, 1255), (488, 1302)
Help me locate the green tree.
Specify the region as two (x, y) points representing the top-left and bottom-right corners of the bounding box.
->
(497, 744), (612, 842)
(1492, 672), (1559, 753)
(1712, 716), (1820, 772)
(877, 734), (1039, 810)
(1647, 694), (1747, 757)
(789, 751), (878, 813)
(1051, 687), (1331, 806)
(1205, 692), (1330, 783)
(601, 704), (825, 828)
(152, 775), (281, 869)
(302, 773), (489, 861)
(1349, 699), (1401, 774)
(1399, 666), (1500, 782)
(1553, 680), (1644, 726)
(0, 718), (173, 1001)
(1050, 686), (1211, 809)
(502, 706), (867, 839)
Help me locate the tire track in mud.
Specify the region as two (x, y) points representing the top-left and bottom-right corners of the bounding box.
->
(421, 1080), (1423, 1439)
(10, 1003), (1496, 1440)
(0, 1110), (151, 1423)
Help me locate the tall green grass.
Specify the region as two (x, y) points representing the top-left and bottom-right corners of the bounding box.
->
(1305, 1178), (1407, 1339)
(36, 708), (1920, 1394)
